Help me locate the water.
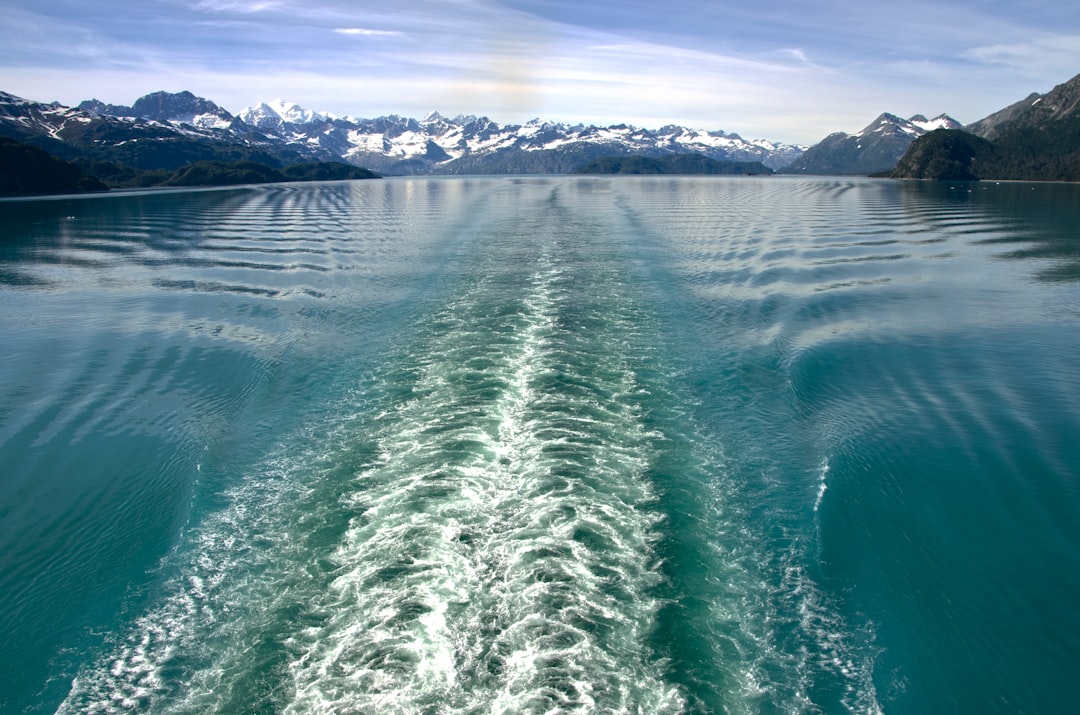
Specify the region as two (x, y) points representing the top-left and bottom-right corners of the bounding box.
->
(1, 177), (1078, 714)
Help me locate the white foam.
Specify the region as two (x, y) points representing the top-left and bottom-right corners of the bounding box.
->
(814, 457), (830, 513)
(281, 257), (682, 712)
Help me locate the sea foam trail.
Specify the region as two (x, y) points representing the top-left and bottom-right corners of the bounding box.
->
(285, 252), (682, 713)
(58, 186), (683, 714)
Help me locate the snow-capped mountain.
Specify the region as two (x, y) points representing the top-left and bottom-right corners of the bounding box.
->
(783, 112), (962, 175)
(2, 89), (806, 175)
(238, 100), (328, 131)
(78, 91), (240, 132)
(236, 100), (806, 174)
(1, 91), (183, 148)
(0, 91), (329, 173)
(855, 112), (962, 139)
(907, 114), (962, 134)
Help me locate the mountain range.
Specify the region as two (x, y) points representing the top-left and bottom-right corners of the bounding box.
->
(1, 90), (805, 178)
(888, 72), (1080, 181)
(232, 101), (808, 173)
(250, 109), (807, 175)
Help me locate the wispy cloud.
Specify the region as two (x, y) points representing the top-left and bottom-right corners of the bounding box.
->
(194, 0), (283, 13)
(963, 33), (1080, 75)
(333, 27), (403, 37)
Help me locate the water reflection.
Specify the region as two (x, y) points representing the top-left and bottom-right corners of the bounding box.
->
(898, 180), (1080, 282)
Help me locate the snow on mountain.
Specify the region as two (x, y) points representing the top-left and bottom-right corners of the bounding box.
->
(238, 104), (807, 174)
(2, 92), (127, 142)
(238, 102), (284, 130)
(74, 91), (239, 133)
(185, 113), (232, 130)
(909, 114), (963, 133)
(856, 113), (962, 138)
(238, 100), (324, 130)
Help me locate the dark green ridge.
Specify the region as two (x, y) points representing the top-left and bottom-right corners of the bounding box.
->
(0, 136), (108, 196)
(1, 134), (380, 194)
(573, 153), (772, 175)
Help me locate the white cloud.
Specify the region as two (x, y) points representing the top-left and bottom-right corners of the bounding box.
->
(333, 27), (403, 37)
(194, 0), (283, 13)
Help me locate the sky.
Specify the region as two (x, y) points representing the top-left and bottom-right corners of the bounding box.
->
(1, 0), (1078, 145)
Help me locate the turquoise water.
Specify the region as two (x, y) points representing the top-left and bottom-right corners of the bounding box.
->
(1, 177), (1078, 713)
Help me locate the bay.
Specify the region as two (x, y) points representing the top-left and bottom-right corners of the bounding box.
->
(1, 177), (1078, 713)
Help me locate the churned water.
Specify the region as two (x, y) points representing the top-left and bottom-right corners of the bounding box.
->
(1, 176), (1078, 713)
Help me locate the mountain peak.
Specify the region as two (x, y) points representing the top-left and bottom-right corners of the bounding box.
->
(786, 109), (960, 175)
(854, 112), (960, 139)
(910, 114), (963, 132)
(239, 100), (323, 128)
(857, 113), (910, 138)
(130, 91), (231, 123)
(73, 91), (234, 129)
(966, 71), (1080, 140)
(271, 99), (323, 124)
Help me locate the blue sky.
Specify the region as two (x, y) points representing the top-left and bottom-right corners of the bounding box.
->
(2, 0), (1078, 144)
